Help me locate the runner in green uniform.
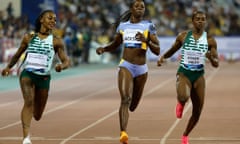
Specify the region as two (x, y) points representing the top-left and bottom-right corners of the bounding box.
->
(157, 11), (219, 144)
(1, 10), (70, 144)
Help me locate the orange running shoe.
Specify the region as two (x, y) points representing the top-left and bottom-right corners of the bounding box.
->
(120, 131), (128, 144)
(182, 136), (189, 144)
(176, 102), (184, 118)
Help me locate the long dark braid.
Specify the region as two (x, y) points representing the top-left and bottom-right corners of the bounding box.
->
(114, 10), (131, 28)
(34, 10), (54, 33)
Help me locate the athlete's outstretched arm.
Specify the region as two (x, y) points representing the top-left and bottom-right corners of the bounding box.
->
(1, 34), (29, 76)
(157, 32), (185, 66)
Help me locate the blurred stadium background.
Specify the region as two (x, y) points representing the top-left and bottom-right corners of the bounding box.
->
(0, 0), (240, 75)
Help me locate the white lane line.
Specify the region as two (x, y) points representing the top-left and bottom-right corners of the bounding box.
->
(0, 101), (19, 108)
(60, 77), (175, 144)
(1, 136), (240, 141)
(0, 82), (87, 130)
(60, 110), (118, 144)
(144, 78), (174, 97)
(160, 68), (220, 144)
(45, 86), (115, 114)
(0, 80), (86, 109)
(0, 86), (115, 130)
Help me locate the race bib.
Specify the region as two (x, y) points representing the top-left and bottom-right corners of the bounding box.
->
(183, 51), (204, 65)
(123, 29), (142, 47)
(25, 53), (48, 69)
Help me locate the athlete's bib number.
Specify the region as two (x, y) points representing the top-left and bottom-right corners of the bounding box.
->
(123, 29), (143, 46)
(25, 53), (48, 69)
(184, 51), (204, 65)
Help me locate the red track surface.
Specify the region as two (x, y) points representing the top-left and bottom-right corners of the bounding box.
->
(0, 62), (240, 144)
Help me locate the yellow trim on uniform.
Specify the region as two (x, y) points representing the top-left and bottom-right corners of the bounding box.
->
(141, 30), (149, 50)
(119, 58), (124, 64)
(120, 30), (124, 35)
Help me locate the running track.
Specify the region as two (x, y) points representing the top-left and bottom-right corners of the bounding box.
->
(0, 62), (239, 144)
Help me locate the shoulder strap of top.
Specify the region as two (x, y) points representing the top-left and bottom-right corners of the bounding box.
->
(183, 30), (192, 43)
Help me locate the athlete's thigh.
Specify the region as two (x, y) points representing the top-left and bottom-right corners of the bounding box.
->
(34, 89), (49, 106)
(132, 72), (148, 96)
(176, 73), (192, 98)
(129, 73), (148, 111)
(34, 89), (49, 112)
(192, 76), (205, 107)
(118, 67), (133, 98)
(32, 88), (49, 120)
(19, 77), (34, 102)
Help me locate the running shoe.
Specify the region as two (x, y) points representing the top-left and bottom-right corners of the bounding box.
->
(120, 131), (128, 144)
(176, 102), (184, 118)
(22, 135), (32, 144)
(182, 135), (189, 144)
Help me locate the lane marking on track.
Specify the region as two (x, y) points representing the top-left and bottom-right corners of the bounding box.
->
(0, 101), (19, 108)
(160, 68), (220, 144)
(0, 86), (115, 130)
(0, 80), (86, 108)
(60, 77), (175, 144)
(60, 110), (118, 144)
(1, 136), (240, 141)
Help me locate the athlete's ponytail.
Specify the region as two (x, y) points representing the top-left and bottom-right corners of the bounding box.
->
(112, 10), (131, 30)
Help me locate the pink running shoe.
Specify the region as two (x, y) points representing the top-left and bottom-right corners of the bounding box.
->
(182, 136), (189, 144)
(176, 102), (184, 118)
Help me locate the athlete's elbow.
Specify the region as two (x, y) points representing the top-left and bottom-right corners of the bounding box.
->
(153, 48), (160, 55)
(155, 50), (160, 56)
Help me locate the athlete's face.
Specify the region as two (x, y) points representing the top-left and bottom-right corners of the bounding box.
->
(131, 0), (145, 19)
(40, 12), (57, 30)
(192, 13), (206, 30)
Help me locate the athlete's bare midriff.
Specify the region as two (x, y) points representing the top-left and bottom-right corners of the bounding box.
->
(122, 48), (146, 65)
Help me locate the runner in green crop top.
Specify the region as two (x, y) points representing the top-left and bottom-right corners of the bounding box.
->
(1, 10), (70, 144)
(157, 11), (219, 144)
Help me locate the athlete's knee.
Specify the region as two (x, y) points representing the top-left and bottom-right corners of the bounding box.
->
(22, 122), (30, 129)
(177, 94), (188, 104)
(190, 114), (201, 124)
(194, 114), (201, 122)
(121, 96), (131, 105)
(190, 109), (202, 124)
(177, 89), (190, 104)
(193, 108), (202, 118)
(24, 98), (33, 108)
(129, 97), (138, 112)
